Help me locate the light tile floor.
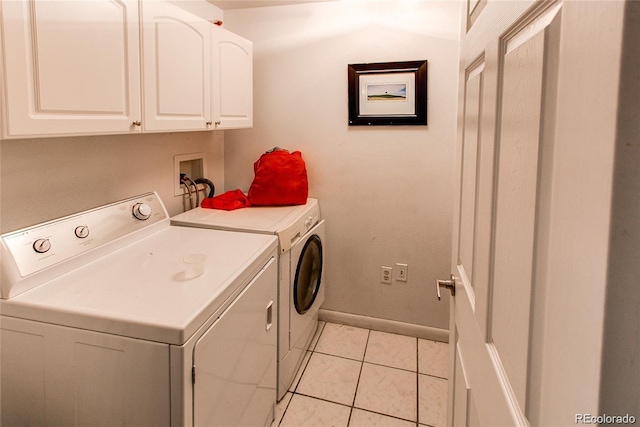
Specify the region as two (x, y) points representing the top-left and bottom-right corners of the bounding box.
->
(272, 322), (449, 427)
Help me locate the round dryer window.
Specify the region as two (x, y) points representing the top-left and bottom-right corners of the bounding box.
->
(294, 234), (323, 315)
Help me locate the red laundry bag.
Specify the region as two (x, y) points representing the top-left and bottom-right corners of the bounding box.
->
(248, 148), (308, 206)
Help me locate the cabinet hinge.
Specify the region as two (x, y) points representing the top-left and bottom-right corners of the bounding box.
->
(192, 366), (196, 384)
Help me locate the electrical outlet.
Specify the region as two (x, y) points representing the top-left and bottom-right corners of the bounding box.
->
(396, 263), (408, 282)
(381, 266), (393, 284)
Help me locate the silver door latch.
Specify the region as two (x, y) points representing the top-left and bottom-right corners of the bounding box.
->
(436, 275), (456, 300)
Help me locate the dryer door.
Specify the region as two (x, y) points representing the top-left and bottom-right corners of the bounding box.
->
(293, 233), (323, 315)
(192, 258), (277, 427)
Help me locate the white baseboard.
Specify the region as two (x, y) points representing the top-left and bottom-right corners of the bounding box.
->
(318, 309), (449, 343)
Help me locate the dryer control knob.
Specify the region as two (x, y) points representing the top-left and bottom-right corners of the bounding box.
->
(33, 238), (51, 254)
(132, 203), (152, 221)
(75, 225), (90, 239)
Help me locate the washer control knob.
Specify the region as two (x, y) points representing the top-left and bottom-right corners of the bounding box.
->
(132, 203), (152, 221)
(75, 225), (90, 239)
(305, 215), (313, 228)
(33, 238), (51, 254)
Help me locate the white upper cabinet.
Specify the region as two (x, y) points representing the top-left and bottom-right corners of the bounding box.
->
(1, 0), (142, 139)
(212, 28), (253, 130)
(0, 0), (252, 138)
(140, 1), (212, 132)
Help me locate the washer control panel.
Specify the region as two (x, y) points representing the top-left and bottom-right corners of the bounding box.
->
(278, 202), (321, 253)
(2, 193), (167, 280)
(304, 212), (320, 231)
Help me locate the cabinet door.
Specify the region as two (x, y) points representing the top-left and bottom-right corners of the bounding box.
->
(141, 1), (212, 132)
(193, 258), (277, 427)
(1, 0), (141, 138)
(1, 317), (170, 426)
(212, 28), (253, 129)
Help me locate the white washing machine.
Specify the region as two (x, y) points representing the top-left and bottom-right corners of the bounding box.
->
(0, 193), (279, 427)
(172, 199), (325, 401)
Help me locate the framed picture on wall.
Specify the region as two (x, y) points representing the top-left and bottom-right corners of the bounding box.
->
(348, 60), (428, 126)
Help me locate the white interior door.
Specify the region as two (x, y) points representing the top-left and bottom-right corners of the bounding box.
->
(445, 1), (627, 425)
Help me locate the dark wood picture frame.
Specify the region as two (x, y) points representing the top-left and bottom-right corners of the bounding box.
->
(348, 60), (428, 126)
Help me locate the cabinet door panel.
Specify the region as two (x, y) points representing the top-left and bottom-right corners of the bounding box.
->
(141, 1), (211, 132)
(1, 317), (170, 426)
(212, 28), (253, 129)
(2, 0), (141, 138)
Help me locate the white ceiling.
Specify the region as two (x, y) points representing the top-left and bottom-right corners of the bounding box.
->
(208, 0), (333, 10)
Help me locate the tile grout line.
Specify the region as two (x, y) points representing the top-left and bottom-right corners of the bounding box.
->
(416, 336), (420, 427)
(277, 322), (446, 427)
(291, 389), (424, 425)
(346, 328), (370, 426)
(313, 350), (368, 363)
(276, 321), (327, 426)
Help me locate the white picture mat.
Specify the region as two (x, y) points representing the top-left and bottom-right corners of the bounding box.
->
(359, 72), (416, 116)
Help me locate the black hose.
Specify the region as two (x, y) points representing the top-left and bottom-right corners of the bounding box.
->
(194, 178), (215, 199)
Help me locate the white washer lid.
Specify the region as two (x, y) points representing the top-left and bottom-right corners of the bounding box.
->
(171, 198), (320, 252)
(0, 226), (277, 345)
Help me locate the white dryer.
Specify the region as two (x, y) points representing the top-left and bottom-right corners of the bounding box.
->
(172, 199), (325, 401)
(1, 193), (278, 427)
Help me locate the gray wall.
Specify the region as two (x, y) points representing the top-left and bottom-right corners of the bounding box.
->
(223, 1), (461, 329)
(1, 131), (225, 233)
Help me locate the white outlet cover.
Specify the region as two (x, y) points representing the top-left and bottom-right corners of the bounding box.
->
(396, 263), (408, 282)
(381, 266), (393, 284)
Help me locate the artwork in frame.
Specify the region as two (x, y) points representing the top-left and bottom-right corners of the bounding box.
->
(348, 60), (428, 126)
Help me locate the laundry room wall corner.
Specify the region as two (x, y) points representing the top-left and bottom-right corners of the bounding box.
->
(222, 1), (461, 331)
